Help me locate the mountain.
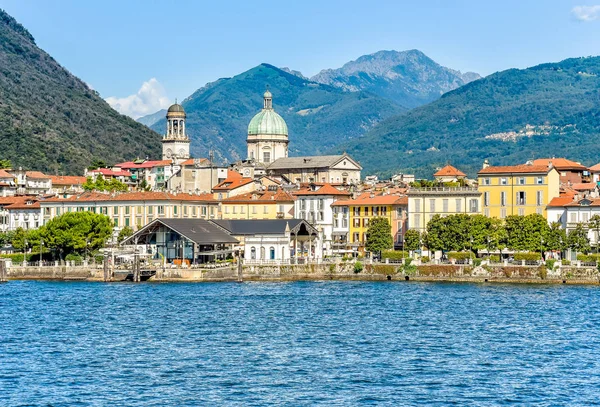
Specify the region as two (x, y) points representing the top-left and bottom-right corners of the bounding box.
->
(311, 50), (480, 109)
(137, 109), (166, 127)
(340, 56), (600, 178)
(149, 63), (405, 163)
(0, 9), (161, 174)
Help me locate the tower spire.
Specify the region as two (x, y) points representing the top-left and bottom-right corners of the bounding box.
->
(263, 87), (273, 109)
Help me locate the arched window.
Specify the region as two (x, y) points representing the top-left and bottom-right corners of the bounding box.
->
(270, 247), (275, 260)
(260, 247), (265, 259)
(250, 247), (256, 260)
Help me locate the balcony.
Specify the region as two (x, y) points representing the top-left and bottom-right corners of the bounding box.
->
(276, 212), (285, 219)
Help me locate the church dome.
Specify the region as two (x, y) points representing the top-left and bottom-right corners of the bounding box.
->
(248, 110), (288, 136)
(167, 103), (186, 117)
(247, 90), (288, 136)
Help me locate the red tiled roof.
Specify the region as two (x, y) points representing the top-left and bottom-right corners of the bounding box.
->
(564, 198), (600, 207)
(115, 160), (172, 169)
(532, 158), (587, 171)
(4, 201), (40, 209)
(223, 189), (295, 203)
(213, 171), (253, 191)
(547, 196), (577, 207)
(180, 158), (210, 166)
(89, 168), (132, 177)
(434, 165), (466, 177)
(589, 163), (600, 172)
(478, 165), (552, 175)
(332, 195), (407, 206)
(293, 183), (352, 196)
(42, 191), (215, 203)
(0, 169), (12, 178)
(49, 175), (87, 185)
(572, 183), (596, 191)
(25, 171), (49, 179)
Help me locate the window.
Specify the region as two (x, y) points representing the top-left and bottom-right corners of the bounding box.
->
(241, 206), (245, 214)
(114, 218), (118, 227)
(192, 206), (197, 216)
(536, 191), (543, 206)
(354, 207), (361, 216)
(260, 247), (265, 259)
(569, 213), (577, 223)
(443, 199), (449, 212)
(484, 192), (489, 207)
(251, 247), (256, 260)
(484, 208), (490, 217)
(518, 208), (525, 216)
(353, 232), (360, 242)
(501, 208), (507, 219)
(373, 206), (379, 216)
(125, 206), (130, 215)
(364, 207), (369, 216)
(414, 199), (421, 212)
(469, 199), (478, 213)
(125, 218), (130, 227)
(353, 218), (361, 227)
(252, 206), (257, 214)
(501, 192), (506, 207)
(263, 152), (271, 163)
(500, 178), (508, 185)
(148, 206), (153, 215)
(429, 199), (435, 213)
(270, 247), (275, 260)
(174, 206), (178, 215)
(233, 206), (237, 214)
(342, 218), (348, 228)
(583, 213), (590, 222)
(318, 199), (324, 210)
(113, 206), (119, 215)
(414, 214), (421, 228)
(518, 177), (526, 185)
(456, 199), (462, 213)
(263, 206), (268, 214)
(157, 206), (165, 215)
(137, 206), (142, 215)
(482, 177), (490, 185)
(56, 208), (61, 215)
(225, 206), (229, 214)
(202, 206), (207, 216)
(300, 200), (306, 210)
(299, 211), (306, 219)
(537, 208), (543, 215)
(363, 218), (369, 227)
(318, 212), (324, 221)
(516, 192), (526, 206)
(334, 218), (339, 228)
(536, 177), (544, 185)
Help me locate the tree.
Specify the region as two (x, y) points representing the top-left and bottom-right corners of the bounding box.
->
(365, 217), (393, 254)
(0, 159), (11, 169)
(40, 212), (113, 259)
(505, 214), (549, 252)
(544, 222), (567, 252)
(117, 226), (134, 243)
(83, 176), (128, 192)
(588, 214), (600, 253)
(87, 160), (107, 171)
(403, 229), (421, 252)
(567, 223), (591, 255)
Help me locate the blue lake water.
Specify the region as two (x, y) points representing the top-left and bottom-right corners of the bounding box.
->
(1, 281), (600, 406)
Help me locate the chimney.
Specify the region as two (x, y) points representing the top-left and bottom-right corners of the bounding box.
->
(482, 159), (490, 169)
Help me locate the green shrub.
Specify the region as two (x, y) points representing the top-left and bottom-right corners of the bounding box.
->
(576, 253), (600, 262)
(420, 256), (430, 263)
(562, 259), (571, 266)
(329, 263), (336, 273)
(354, 261), (363, 274)
(405, 258), (413, 266)
(514, 252), (541, 261)
(382, 250), (409, 260)
(545, 259), (556, 270)
(448, 251), (474, 260)
(473, 258), (482, 267)
(402, 264), (418, 276)
(0, 253), (35, 262)
(490, 255), (501, 263)
(341, 256), (351, 262)
(65, 253), (82, 262)
(538, 265), (548, 280)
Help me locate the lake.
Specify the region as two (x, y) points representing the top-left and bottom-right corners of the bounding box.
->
(1, 281), (600, 406)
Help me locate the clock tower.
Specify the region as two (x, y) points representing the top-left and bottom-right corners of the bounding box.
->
(162, 101), (190, 163)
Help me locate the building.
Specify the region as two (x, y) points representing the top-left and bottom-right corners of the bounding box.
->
(162, 103), (190, 163)
(0, 169), (16, 197)
(213, 219), (320, 261)
(331, 193), (408, 254)
(220, 188), (295, 220)
(407, 187), (481, 233)
(293, 183), (351, 256)
(212, 171), (256, 199)
(115, 159), (175, 190)
(267, 154), (362, 185)
(532, 158), (589, 184)
(123, 218), (238, 265)
(166, 158), (228, 193)
(86, 167), (133, 184)
(478, 161), (560, 218)
(0, 196), (41, 231)
(433, 165), (467, 183)
(40, 191), (219, 230)
(49, 175), (87, 196)
(247, 90), (288, 164)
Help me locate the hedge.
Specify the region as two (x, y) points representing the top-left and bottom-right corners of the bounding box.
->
(514, 252), (541, 261)
(576, 253), (600, 262)
(0, 253), (36, 262)
(382, 251), (409, 260)
(448, 251), (474, 260)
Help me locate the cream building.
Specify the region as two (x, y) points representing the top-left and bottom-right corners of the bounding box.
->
(162, 103), (190, 164)
(247, 90), (288, 164)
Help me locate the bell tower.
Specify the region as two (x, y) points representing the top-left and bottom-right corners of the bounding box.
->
(162, 101), (190, 163)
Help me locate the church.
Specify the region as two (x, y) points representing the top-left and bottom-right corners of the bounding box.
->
(160, 89), (362, 193)
(244, 90), (362, 185)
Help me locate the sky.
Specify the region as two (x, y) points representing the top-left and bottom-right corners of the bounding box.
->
(2, 0), (600, 118)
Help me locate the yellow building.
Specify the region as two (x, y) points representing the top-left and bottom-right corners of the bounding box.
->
(331, 194), (408, 254)
(407, 187), (482, 233)
(478, 162), (560, 219)
(219, 189), (295, 220)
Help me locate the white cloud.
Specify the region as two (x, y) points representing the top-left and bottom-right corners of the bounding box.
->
(572, 5), (600, 22)
(106, 78), (170, 119)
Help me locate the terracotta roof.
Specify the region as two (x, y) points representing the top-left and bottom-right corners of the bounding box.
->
(478, 165), (552, 175)
(0, 196), (36, 206)
(0, 169), (12, 178)
(213, 171), (254, 191)
(532, 158), (587, 171)
(589, 163), (600, 172)
(89, 168), (132, 177)
(115, 160), (172, 169)
(180, 158), (211, 166)
(293, 183), (352, 196)
(42, 191), (215, 203)
(332, 194), (407, 206)
(4, 201), (40, 209)
(572, 183), (596, 191)
(222, 189), (295, 203)
(49, 175), (87, 185)
(547, 196), (577, 207)
(25, 171), (49, 179)
(434, 165), (466, 177)
(564, 198), (600, 207)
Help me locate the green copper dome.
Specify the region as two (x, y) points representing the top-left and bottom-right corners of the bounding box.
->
(167, 103), (185, 114)
(247, 90), (288, 136)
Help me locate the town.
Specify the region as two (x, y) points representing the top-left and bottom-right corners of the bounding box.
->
(1, 90), (599, 270)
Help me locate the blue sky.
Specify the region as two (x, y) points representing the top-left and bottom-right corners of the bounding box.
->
(2, 0), (600, 118)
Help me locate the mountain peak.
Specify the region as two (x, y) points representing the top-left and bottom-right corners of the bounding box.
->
(310, 49), (480, 109)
